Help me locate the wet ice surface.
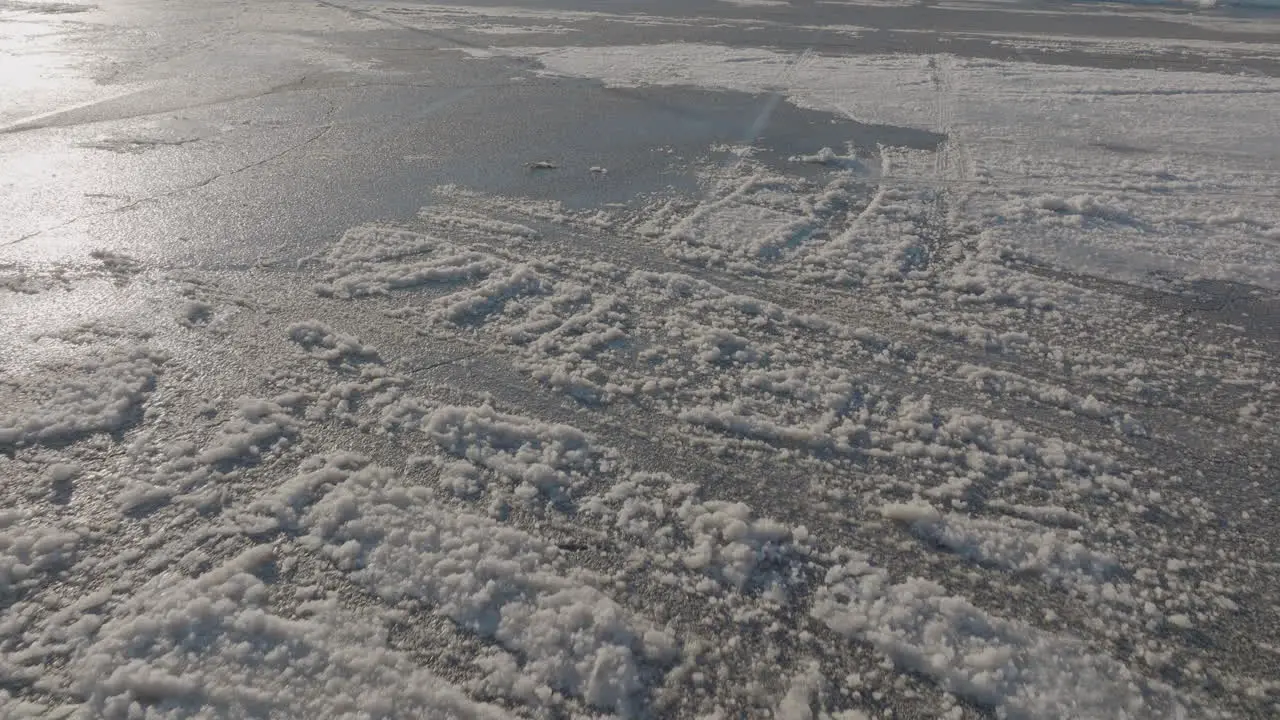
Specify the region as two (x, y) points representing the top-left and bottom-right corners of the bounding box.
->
(2, 0), (1279, 718)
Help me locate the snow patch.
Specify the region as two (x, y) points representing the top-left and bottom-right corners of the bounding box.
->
(67, 547), (509, 719)
(302, 462), (675, 714)
(892, 510), (1121, 585)
(423, 404), (602, 498)
(813, 556), (1188, 719)
(313, 226), (500, 299)
(0, 347), (165, 448)
(287, 320), (380, 364)
(0, 511), (78, 598)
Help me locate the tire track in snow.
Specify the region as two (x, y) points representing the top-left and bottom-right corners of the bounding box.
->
(5, 115), (1277, 720)
(0, 225), (1259, 717)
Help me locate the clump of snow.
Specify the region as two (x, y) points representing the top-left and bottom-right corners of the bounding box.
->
(436, 459), (485, 496)
(67, 546), (510, 719)
(313, 226), (500, 298)
(894, 510), (1121, 585)
(43, 462), (79, 484)
(0, 511), (78, 598)
(775, 660), (826, 720)
(287, 320), (380, 364)
(423, 404), (602, 498)
(882, 395), (1117, 477)
(813, 556), (1187, 719)
(1004, 194), (1135, 226)
(880, 501), (942, 523)
(678, 499), (802, 592)
(177, 300), (213, 328)
(958, 364), (1119, 421)
(431, 265), (551, 326)
(88, 249), (143, 280)
(0, 268), (61, 295)
(195, 397), (301, 466)
(302, 462), (675, 714)
(789, 147), (863, 170)
(235, 453), (368, 533)
(415, 207), (539, 239)
(0, 347), (165, 448)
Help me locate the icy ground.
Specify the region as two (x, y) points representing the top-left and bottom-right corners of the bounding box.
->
(2, 0), (1279, 718)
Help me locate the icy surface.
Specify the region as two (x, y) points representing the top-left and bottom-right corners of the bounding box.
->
(1, 0), (1278, 718)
